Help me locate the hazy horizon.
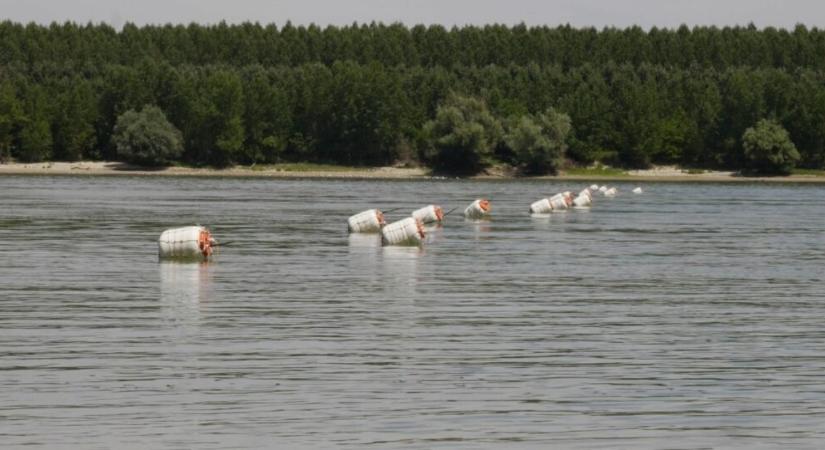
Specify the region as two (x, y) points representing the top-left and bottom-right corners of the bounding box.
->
(1, 0), (824, 30)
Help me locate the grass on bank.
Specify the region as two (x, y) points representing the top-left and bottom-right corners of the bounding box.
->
(791, 168), (825, 177)
(562, 166), (629, 177)
(246, 163), (370, 172)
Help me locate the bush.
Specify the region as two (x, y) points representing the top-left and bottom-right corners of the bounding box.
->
(742, 119), (800, 175)
(112, 105), (183, 166)
(423, 94), (502, 175)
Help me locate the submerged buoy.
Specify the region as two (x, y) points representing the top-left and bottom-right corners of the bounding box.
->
(158, 226), (216, 261)
(381, 217), (425, 246)
(464, 199), (491, 219)
(347, 209), (386, 233)
(633, 187), (643, 194)
(412, 205), (444, 224)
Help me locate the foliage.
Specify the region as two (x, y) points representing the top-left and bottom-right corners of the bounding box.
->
(0, 22), (824, 172)
(741, 119), (800, 175)
(112, 105), (183, 166)
(504, 108), (571, 175)
(423, 94), (502, 175)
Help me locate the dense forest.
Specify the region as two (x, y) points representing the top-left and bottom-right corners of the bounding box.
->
(1, 21), (824, 173)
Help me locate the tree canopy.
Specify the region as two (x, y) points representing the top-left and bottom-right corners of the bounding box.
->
(0, 21), (824, 174)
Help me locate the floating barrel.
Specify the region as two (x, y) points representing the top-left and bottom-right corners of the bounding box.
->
(347, 209), (386, 233)
(633, 187), (643, 194)
(549, 193), (571, 210)
(530, 198), (553, 214)
(412, 205), (444, 224)
(158, 226), (216, 261)
(381, 217), (425, 246)
(464, 199), (491, 219)
(573, 193), (592, 207)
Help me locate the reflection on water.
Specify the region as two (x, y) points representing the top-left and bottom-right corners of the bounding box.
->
(1, 176), (825, 449)
(159, 261), (212, 331)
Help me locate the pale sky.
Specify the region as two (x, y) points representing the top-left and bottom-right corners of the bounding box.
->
(0, 0), (823, 29)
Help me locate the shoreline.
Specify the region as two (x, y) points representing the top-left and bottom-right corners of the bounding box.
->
(2, 161), (824, 183)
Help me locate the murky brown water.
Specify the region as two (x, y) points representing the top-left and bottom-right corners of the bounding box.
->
(1, 175), (824, 449)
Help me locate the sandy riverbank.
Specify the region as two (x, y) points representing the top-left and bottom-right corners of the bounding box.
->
(1, 161), (824, 183)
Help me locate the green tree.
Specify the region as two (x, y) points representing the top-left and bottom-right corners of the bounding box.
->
(0, 80), (23, 162)
(505, 108), (571, 174)
(742, 119), (800, 175)
(112, 105), (183, 166)
(423, 93), (502, 175)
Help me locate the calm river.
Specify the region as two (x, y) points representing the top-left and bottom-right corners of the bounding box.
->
(1, 175), (824, 449)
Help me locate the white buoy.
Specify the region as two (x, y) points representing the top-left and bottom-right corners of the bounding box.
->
(381, 217), (425, 246)
(573, 194), (592, 207)
(530, 198), (553, 214)
(347, 209), (386, 233)
(548, 193), (571, 210)
(598, 186), (608, 193)
(464, 199), (491, 219)
(633, 187), (643, 194)
(158, 226), (216, 261)
(578, 188), (592, 200)
(411, 205), (444, 224)
(590, 184), (599, 191)
(604, 187), (618, 197)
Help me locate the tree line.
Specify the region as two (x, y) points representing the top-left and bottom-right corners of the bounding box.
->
(1, 22), (824, 174)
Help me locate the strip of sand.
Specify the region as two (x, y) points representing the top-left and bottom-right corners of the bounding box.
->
(1, 161), (824, 183)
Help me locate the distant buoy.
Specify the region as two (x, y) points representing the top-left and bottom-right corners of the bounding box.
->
(381, 217), (425, 246)
(633, 187), (643, 194)
(530, 198), (553, 214)
(573, 193), (592, 207)
(158, 226), (216, 261)
(347, 209), (386, 233)
(464, 199), (491, 219)
(412, 205), (444, 224)
(548, 193), (571, 210)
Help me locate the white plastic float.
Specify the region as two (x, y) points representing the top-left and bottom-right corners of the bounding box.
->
(381, 217), (425, 246)
(530, 198), (553, 214)
(411, 205), (444, 224)
(548, 193), (572, 210)
(347, 209), (386, 233)
(633, 187), (643, 194)
(158, 226), (216, 261)
(464, 199), (491, 219)
(573, 192), (592, 207)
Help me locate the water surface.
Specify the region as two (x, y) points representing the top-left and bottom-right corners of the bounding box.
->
(1, 176), (824, 449)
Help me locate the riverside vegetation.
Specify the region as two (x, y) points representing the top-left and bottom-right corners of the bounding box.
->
(0, 22), (823, 175)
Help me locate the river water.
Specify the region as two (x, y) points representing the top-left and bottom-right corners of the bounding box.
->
(1, 175), (824, 449)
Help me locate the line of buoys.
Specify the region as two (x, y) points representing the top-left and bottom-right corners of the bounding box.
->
(158, 184), (645, 260)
